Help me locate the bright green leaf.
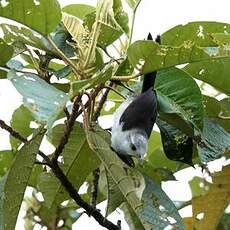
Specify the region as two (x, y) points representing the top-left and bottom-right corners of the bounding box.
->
(0, 0), (62, 35)
(10, 105), (34, 150)
(162, 22), (230, 47)
(183, 58), (230, 95)
(62, 4), (95, 19)
(8, 70), (69, 128)
(0, 129), (45, 230)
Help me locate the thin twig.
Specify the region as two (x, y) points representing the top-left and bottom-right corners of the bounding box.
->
(103, 85), (126, 99)
(91, 168), (100, 209)
(0, 119), (27, 142)
(51, 96), (81, 162)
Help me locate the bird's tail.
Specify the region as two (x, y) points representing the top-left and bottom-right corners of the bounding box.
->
(141, 33), (161, 93)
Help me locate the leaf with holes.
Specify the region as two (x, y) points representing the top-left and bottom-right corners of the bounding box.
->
(7, 70), (69, 128)
(0, 0), (61, 35)
(0, 129), (45, 230)
(161, 22), (230, 47)
(127, 39), (230, 74)
(192, 165), (230, 230)
(39, 123), (100, 208)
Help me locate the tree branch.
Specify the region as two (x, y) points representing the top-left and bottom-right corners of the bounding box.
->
(50, 161), (119, 230)
(91, 168), (100, 209)
(51, 96), (81, 162)
(0, 118), (120, 230)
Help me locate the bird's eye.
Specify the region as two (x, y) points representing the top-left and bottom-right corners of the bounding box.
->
(131, 144), (136, 151)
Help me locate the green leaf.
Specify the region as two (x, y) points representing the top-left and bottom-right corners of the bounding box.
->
(39, 123), (100, 208)
(127, 39), (230, 74)
(183, 58), (230, 95)
(0, 129), (45, 230)
(70, 65), (113, 96)
(203, 96), (230, 132)
(189, 176), (210, 198)
(62, 4), (95, 19)
(10, 105), (34, 150)
(0, 39), (13, 66)
(161, 22), (230, 46)
(8, 70), (69, 128)
(113, 0), (129, 34)
(0, 151), (14, 177)
(0, 69), (7, 79)
(115, 58), (134, 76)
(198, 118), (230, 162)
(84, 12), (123, 48)
(0, 0), (61, 35)
(1, 24), (51, 52)
(6, 59), (24, 70)
(86, 125), (184, 229)
(156, 67), (204, 133)
(157, 119), (194, 165)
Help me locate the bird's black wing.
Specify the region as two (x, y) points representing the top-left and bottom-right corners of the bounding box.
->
(120, 88), (157, 138)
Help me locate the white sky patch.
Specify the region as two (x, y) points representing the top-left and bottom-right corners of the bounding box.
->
(0, 0), (9, 8)
(197, 25), (204, 38)
(33, 0), (40, 6)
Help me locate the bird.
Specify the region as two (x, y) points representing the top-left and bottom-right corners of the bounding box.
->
(111, 33), (159, 164)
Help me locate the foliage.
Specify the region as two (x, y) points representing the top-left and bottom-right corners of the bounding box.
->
(0, 0), (229, 230)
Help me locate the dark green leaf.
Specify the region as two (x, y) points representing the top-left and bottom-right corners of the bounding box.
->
(0, 0), (62, 35)
(115, 58), (134, 76)
(0, 129), (45, 230)
(39, 123), (100, 208)
(62, 4), (95, 19)
(183, 58), (230, 95)
(0, 39), (13, 66)
(157, 119), (194, 165)
(156, 67), (204, 133)
(0, 69), (7, 79)
(198, 118), (230, 162)
(10, 105), (34, 150)
(8, 70), (69, 128)
(162, 22), (230, 47)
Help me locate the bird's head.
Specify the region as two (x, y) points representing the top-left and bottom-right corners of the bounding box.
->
(129, 131), (148, 164)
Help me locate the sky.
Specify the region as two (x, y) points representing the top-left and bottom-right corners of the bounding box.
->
(1, 0), (230, 229)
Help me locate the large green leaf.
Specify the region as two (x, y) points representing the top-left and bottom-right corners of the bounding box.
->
(127, 39), (230, 74)
(86, 125), (184, 230)
(198, 118), (230, 162)
(62, 4), (95, 19)
(161, 22), (230, 47)
(0, 39), (13, 66)
(0, 129), (45, 230)
(0, 0), (61, 35)
(155, 67), (204, 134)
(10, 105), (34, 150)
(183, 58), (230, 95)
(7, 70), (69, 128)
(39, 123), (100, 208)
